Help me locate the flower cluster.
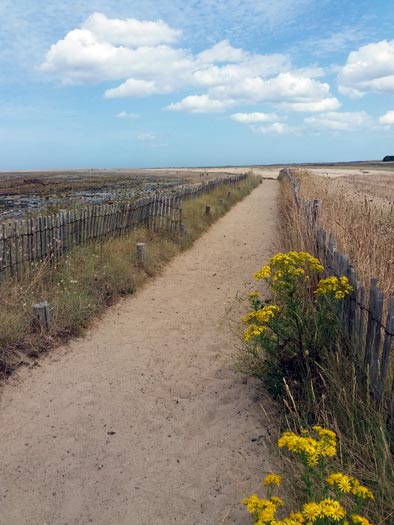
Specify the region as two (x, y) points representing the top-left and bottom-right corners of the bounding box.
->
(242, 495), (281, 522)
(314, 276), (353, 300)
(303, 498), (346, 521)
(243, 427), (374, 525)
(242, 305), (279, 342)
(278, 426), (337, 467)
(326, 473), (374, 500)
(264, 474), (282, 487)
(254, 252), (323, 285)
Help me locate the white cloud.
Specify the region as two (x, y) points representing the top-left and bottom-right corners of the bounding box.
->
(165, 95), (234, 113)
(192, 54), (292, 87)
(304, 111), (371, 131)
(231, 112), (278, 123)
(337, 86), (364, 99)
(338, 40), (394, 95)
(252, 122), (289, 134)
(116, 111), (139, 119)
(196, 40), (245, 63)
(379, 110), (394, 125)
(106, 79), (169, 98)
(83, 12), (182, 47)
(281, 97), (341, 112)
(211, 72), (330, 103)
(41, 28), (193, 85)
(40, 12), (337, 115)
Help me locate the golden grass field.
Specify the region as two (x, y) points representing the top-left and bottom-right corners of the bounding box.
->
(295, 165), (394, 298)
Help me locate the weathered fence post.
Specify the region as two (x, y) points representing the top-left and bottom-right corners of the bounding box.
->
(205, 205), (211, 216)
(33, 302), (51, 332)
(378, 297), (394, 405)
(136, 243), (146, 265)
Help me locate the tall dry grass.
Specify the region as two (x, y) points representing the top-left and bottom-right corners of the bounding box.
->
(295, 170), (394, 298)
(277, 174), (394, 524)
(0, 175), (261, 375)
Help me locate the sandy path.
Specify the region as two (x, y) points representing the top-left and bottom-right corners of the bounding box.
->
(0, 181), (279, 525)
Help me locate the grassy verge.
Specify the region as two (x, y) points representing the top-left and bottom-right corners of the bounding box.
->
(0, 174), (261, 376)
(273, 174), (394, 523)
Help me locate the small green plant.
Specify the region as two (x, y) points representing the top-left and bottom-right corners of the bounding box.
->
(241, 251), (352, 397)
(243, 427), (374, 525)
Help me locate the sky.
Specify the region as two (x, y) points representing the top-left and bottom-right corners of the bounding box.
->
(1, 0), (394, 169)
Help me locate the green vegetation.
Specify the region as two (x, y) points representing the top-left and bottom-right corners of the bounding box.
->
(239, 248), (392, 522)
(243, 427), (374, 524)
(0, 174), (260, 376)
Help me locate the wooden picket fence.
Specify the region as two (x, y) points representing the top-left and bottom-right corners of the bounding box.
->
(280, 168), (394, 426)
(0, 173), (246, 279)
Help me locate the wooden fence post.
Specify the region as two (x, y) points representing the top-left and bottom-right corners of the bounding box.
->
(378, 296), (394, 405)
(205, 205), (211, 216)
(33, 302), (51, 332)
(136, 243), (146, 265)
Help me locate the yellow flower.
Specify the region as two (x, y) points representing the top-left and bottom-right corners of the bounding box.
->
(248, 291), (260, 299)
(351, 483), (374, 500)
(244, 324), (265, 342)
(351, 515), (373, 525)
(326, 472), (352, 493)
(302, 502), (320, 522)
(278, 427), (336, 466)
(314, 275), (353, 299)
(271, 496), (284, 507)
(319, 499), (346, 521)
(288, 513), (305, 524)
(243, 305), (279, 341)
(254, 265), (271, 280)
(254, 252), (324, 289)
(264, 473), (282, 486)
(242, 495), (277, 520)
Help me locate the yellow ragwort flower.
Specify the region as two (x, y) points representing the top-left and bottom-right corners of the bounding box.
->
(278, 427), (336, 466)
(254, 265), (271, 280)
(351, 515), (373, 525)
(326, 472), (352, 493)
(244, 324), (265, 342)
(263, 473), (282, 486)
(314, 275), (353, 299)
(302, 502), (321, 522)
(351, 482), (374, 500)
(271, 496), (284, 507)
(319, 498), (346, 521)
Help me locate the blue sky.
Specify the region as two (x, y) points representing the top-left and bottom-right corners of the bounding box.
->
(1, 0), (394, 169)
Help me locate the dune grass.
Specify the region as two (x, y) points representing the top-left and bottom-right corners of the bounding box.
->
(294, 169), (394, 298)
(0, 174), (261, 376)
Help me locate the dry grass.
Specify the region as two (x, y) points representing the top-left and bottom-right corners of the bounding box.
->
(295, 169), (394, 297)
(0, 175), (261, 376)
(277, 174), (394, 524)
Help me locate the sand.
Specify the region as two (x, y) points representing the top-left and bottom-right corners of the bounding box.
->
(0, 180), (280, 525)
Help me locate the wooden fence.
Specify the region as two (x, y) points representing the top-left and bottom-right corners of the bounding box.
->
(0, 173), (246, 279)
(280, 168), (394, 426)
